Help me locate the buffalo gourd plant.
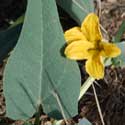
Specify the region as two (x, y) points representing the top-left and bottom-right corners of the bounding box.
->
(3, 0), (94, 123)
(4, 0), (82, 121)
(2, 0), (125, 125)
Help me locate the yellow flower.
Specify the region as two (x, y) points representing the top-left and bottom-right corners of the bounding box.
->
(64, 13), (121, 80)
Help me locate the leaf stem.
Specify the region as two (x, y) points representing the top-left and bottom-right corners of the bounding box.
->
(78, 77), (95, 101)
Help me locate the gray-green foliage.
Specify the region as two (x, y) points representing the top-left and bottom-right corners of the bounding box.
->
(56, 0), (94, 24)
(78, 118), (92, 125)
(112, 21), (125, 67)
(4, 0), (80, 120)
(112, 41), (125, 67)
(114, 21), (125, 43)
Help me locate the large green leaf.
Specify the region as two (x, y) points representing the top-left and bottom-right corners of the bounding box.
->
(0, 24), (22, 63)
(56, 0), (94, 24)
(4, 0), (80, 120)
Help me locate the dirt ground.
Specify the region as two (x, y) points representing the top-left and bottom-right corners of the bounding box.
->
(0, 0), (125, 125)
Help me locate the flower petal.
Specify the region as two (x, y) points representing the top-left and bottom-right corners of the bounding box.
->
(81, 13), (102, 42)
(64, 27), (87, 44)
(85, 55), (104, 79)
(65, 40), (93, 60)
(100, 42), (121, 57)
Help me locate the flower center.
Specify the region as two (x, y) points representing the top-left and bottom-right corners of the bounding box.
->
(87, 41), (104, 55)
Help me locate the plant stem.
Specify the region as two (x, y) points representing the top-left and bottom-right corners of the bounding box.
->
(92, 83), (105, 125)
(53, 91), (68, 125)
(34, 104), (42, 125)
(78, 77), (95, 101)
